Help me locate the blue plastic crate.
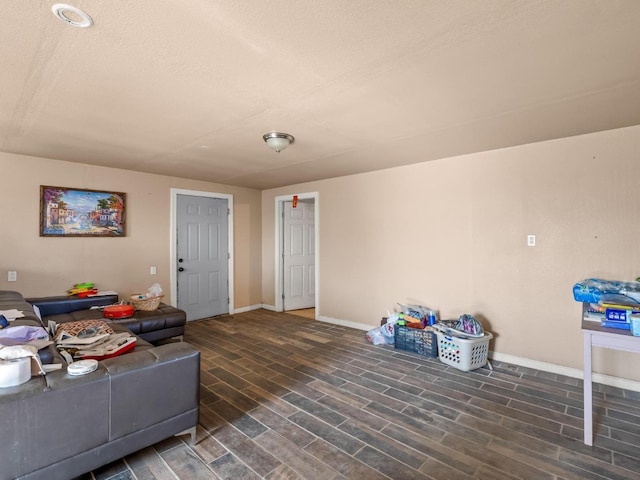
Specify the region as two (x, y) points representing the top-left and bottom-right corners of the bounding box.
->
(394, 325), (437, 358)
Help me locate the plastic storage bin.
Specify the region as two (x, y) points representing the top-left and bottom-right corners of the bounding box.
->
(631, 314), (640, 337)
(436, 331), (493, 371)
(394, 325), (438, 358)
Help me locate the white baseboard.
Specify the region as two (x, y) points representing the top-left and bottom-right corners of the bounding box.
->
(490, 351), (640, 393)
(233, 304), (266, 314)
(317, 315), (372, 332)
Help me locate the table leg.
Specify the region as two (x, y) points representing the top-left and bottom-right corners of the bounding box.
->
(583, 332), (593, 446)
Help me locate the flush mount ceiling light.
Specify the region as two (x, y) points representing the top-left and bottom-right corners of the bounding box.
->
(263, 132), (294, 153)
(52, 4), (93, 28)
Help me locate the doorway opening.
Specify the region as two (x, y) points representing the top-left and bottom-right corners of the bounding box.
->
(275, 193), (319, 316)
(170, 188), (234, 319)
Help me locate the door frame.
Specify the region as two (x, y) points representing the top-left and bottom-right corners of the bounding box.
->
(170, 188), (234, 314)
(275, 192), (319, 313)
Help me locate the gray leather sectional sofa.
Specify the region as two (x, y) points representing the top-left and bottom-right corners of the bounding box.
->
(26, 292), (188, 343)
(0, 291), (200, 480)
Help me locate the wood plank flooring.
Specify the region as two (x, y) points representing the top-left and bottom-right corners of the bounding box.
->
(80, 309), (640, 480)
(287, 308), (316, 319)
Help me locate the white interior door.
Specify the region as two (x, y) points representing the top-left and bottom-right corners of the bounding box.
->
(283, 200), (315, 310)
(176, 195), (229, 320)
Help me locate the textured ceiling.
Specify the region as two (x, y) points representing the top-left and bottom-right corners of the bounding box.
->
(2, 1), (640, 189)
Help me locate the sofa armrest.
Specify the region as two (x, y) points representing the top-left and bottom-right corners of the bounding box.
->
(103, 342), (200, 440)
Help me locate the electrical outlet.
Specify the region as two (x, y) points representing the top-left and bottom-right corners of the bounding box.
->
(527, 235), (536, 247)
(150, 266), (157, 275)
(8, 271), (17, 282)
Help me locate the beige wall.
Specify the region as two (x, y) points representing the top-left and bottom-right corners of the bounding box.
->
(262, 126), (640, 380)
(0, 152), (262, 309)
(2, 125), (639, 381)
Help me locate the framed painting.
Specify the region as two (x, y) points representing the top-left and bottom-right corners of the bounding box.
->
(40, 186), (126, 237)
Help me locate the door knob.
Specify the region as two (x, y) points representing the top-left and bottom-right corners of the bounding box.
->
(178, 267), (184, 272)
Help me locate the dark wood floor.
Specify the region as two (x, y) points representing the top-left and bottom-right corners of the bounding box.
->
(83, 309), (640, 480)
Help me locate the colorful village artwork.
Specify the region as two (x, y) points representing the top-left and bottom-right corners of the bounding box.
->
(40, 186), (126, 237)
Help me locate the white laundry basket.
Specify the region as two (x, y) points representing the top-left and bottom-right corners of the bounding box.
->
(436, 331), (493, 371)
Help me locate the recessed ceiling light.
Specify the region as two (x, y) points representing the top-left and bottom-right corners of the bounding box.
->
(51, 4), (93, 28)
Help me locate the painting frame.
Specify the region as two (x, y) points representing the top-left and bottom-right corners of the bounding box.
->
(40, 186), (126, 237)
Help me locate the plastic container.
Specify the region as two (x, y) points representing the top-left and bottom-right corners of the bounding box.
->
(104, 304), (134, 318)
(436, 331), (493, 371)
(394, 325), (438, 358)
(630, 314), (640, 337)
(605, 308), (634, 322)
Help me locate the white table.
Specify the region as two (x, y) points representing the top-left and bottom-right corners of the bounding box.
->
(582, 320), (640, 445)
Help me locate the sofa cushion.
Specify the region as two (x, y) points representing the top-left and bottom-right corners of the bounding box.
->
(0, 369), (110, 479)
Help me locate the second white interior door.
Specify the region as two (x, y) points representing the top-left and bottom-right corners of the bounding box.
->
(283, 199), (315, 311)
